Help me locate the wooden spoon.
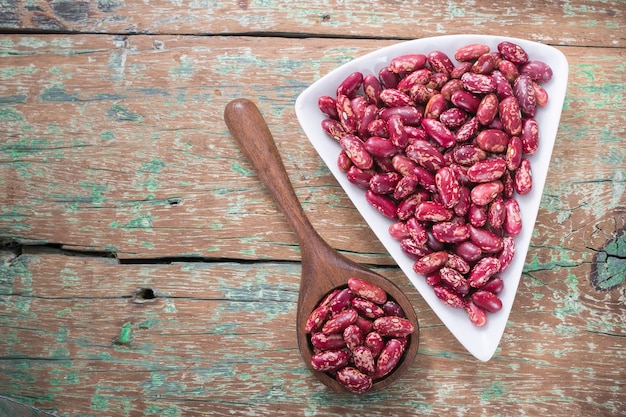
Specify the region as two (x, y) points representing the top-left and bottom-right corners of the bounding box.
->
(223, 98), (419, 393)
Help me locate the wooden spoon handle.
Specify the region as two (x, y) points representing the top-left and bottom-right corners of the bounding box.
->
(224, 98), (318, 246)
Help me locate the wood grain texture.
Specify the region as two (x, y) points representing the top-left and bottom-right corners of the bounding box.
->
(0, 0), (624, 48)
(0, 0), (625, 415)
(0, 35), (624, 265)
(0, 250), (623, 416)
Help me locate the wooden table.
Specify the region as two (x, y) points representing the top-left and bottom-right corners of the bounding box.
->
(1, 1), (624, 416)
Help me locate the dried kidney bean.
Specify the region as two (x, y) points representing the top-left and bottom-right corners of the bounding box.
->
(317, 40), (553, 327)
(306, 278), (415, 393)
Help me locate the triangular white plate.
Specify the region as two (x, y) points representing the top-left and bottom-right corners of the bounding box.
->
(295, 35), (568, 361)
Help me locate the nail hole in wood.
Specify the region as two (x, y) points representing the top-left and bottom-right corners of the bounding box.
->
(133, 287), (156, 303)
(167, 197), (183, 207)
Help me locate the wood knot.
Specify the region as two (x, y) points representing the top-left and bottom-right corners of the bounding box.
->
(589, 226), (626, 291)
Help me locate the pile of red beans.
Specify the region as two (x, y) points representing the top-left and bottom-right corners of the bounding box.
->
(305, 277), (415, 393)
(317, 42), (552, 326)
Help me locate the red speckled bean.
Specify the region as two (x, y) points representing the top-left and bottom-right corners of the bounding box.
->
(469, 225), (504, 253)
(497, 236), (516, 273)
(340, 134), (373, 170)
(427, 50), (455, 75)
(454, 43), (491, 62)
(439, 266), (470, 296)
(337, 71), (363, 98)
(353, 345), (376, 376)
(311, 332), (346, 350)
(322, 308), (358, 335)
(435, 166), (461, 208)
(504, 198), (522, 236)
(497, 41), (529, 65)
(365, 331), (385, 358)
(352, 297), (385, 320)
(373, 316), (415, 338)
(471, 290), (503, 313)
(433, 285), (466, 308)
(343, 324), (364, 350)
(348, 277), (387, 305)
(373, 338), (406, 379)
(365, 190), (398, 219)
(390, 54), (427, 74)
(520, 60), (553, 83)
(514, 158), (533, 195)
(413, 251), (449, 275)
(520, 117), (539, 155)
(311, 349), (350, 372)
(336, 366), (373, 393)
(468, 257), (501, 288)
(465, 301), (487, 327)
(382, 300), (406, 318)
(482, 276), (504, 294)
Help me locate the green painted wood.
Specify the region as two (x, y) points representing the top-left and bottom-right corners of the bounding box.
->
(0, 251), (623, 416)
(0, 1), (624, 416)
(0, 35), (624, 266)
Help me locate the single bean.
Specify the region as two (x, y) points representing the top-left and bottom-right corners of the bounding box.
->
(336, 366), (373, 394)
(373, 316), (415, 338)
(439, 266), (470, 296)
(390, 53), (427, 74)
(340, 134), (373, 170)
(497, 236), (516, 273)
(471, 290), (503, 313)
(373, 338), (407, 379)
(322, 308), (358, 335)
(348, 277), (387, 305)
(329, 287), (354, 314)
(433, 285), (466, 308)
(337, 71), (363, 98)
(311, 332), (346, 350)
(413, 251), (449, 275)
(464, 301), (488, 327)
(454, 43), (491, 62)
(427, 50), (455, 75)
(365, 189), (398, 219)
(514, 158), (533, 195)
(343, 324), (364, 350)
(364, 331), (384, 358)
(353, 345), (376, 376)
(352, 297), (385, 319)
(468, 257), (501, 288)
(497, 41), (529, 65)
(311, 349), (350, 372)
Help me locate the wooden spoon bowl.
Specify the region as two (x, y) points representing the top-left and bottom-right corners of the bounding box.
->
(224, 98), (419, 393)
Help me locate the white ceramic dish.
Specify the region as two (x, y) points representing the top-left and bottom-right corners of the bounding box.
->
(295, 35), (568, 361)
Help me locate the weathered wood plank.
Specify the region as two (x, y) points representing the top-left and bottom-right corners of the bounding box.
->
(0, 34), (398, 263)
(0, 251), (623, 416)
(0, 0), (624, 48)
(0, 2), (623, 416)
(1, 35), (624, 270)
